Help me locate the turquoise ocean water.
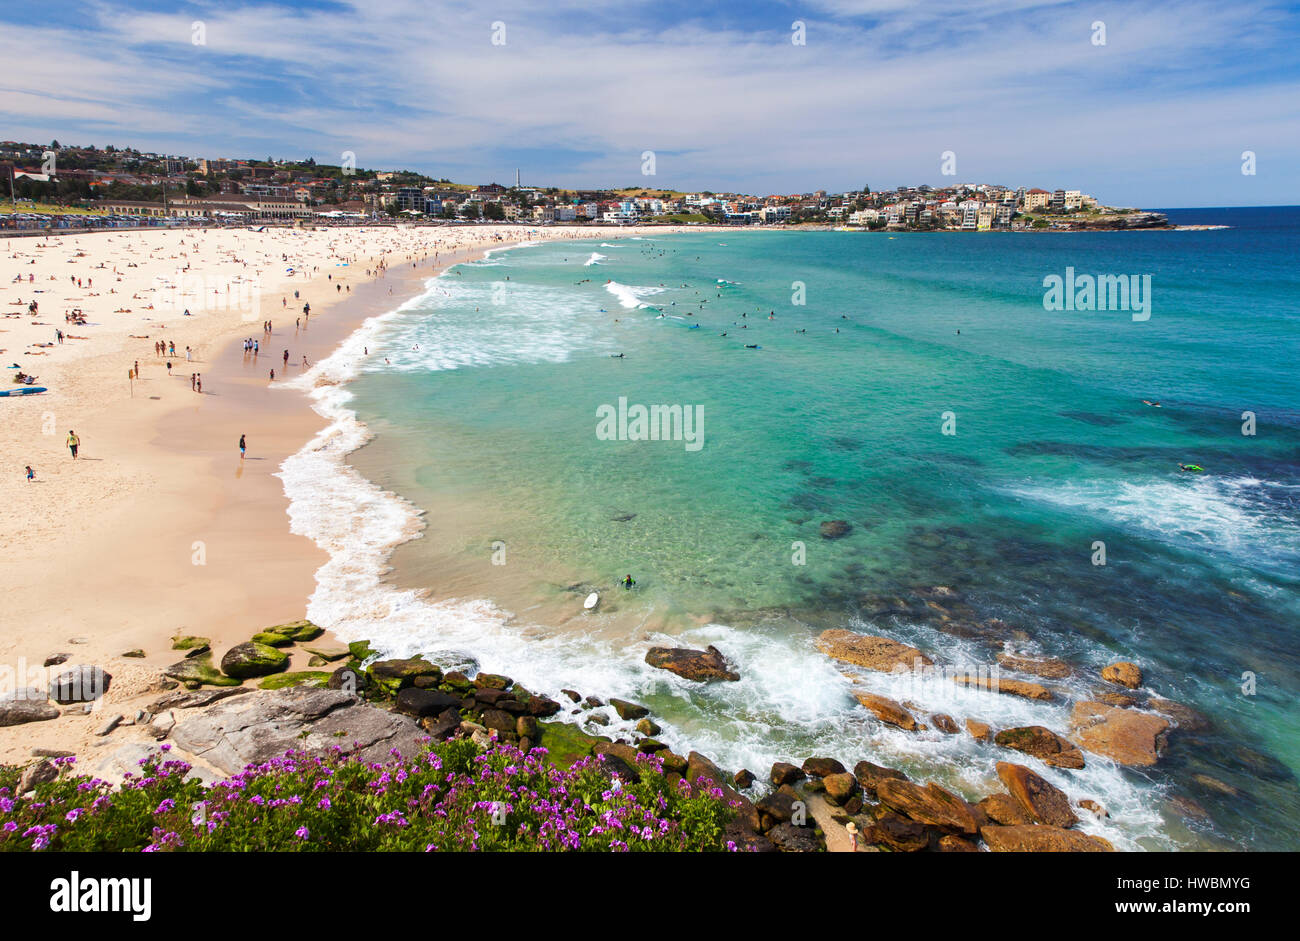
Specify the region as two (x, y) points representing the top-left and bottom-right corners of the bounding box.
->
(287, 207), (1299, 850)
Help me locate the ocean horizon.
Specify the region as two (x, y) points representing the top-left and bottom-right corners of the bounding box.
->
(281, 205), (1300, 852)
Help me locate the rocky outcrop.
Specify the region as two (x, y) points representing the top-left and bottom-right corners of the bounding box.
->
(996, 761), (1077, 828)
(169, 687), (425, 776)
(1101, 662), (1143, 689)
(220, 642), (289, 680)
(965, 718), (992, 741)
(823, 772), (859, 806)
(1070, 701), (1169, 766)
(852, 690), (920, 731)
(816, 630), (932, 672)
(993, 726), (1086, 769)
(980, 824), (1114, 852)
(644, 645), (740, 682)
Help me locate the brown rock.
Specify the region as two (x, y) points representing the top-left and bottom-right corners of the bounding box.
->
(993, 726), (1086, 769)
(820, 520), (852, 539)
(645, 644), (741, 682)
(1101, 661), (1142, 689)
(815, 629), (933, 673)
(977, 792), (1035, 825)
(1070, 701), (1170, 766)
(954, 672), (1052, 701)
(876, 778), (979, 835)
(823, 772), (860, 806)
(996, 761), (1077, 828)
(966, 718), (992, 741)
(853, 760), (908, 798)
(1078, 799), (1109, 818)
(734, 768), (755, 789)
(802, 756), (847, 777)
(770, 761), (805, 786)
(1093, 691), (1140, 708)
(930, 713), (960, 734)
(1149, 697), (1211, 732)
(980, 824), (1114, 852)
(686, 751), (728, 788)
(937, 834), (979, 852)
(997, 654), (1072, 679)
(862, 811), (930, 852)
(852, 690), (920, 731)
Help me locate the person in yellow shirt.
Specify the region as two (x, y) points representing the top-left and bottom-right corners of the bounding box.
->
(67, 431), (80, 459)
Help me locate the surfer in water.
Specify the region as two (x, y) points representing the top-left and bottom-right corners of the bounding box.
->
(1178, 463), (1203, 473)
(1143, 399), (1162, 407)
(610, 353), (625, 358)
(622, 574), (636, 589)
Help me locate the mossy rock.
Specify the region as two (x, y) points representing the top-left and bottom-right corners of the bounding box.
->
(266, 620), (325, 642)
(536, 720), (606, 771)
(121, 649), (146, 659)
(302, 643), (350, 662)
(220, 642), (289, 680)
(307, 656), (326, 667)
(171, 635), (211, 651)
(258, 671), (331, 691)
(366, 658), (442, 697)
(347, 639), (378, 661)
(164, 654), (242, 688)
(251, 631), (293, 648)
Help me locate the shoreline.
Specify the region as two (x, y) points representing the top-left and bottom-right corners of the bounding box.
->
(0, 223), (739, 764)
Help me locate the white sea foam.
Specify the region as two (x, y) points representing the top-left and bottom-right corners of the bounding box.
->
(583, 252), (607, 266)
(1006, 474), (1300, 572)
(604, 280), (665, 309)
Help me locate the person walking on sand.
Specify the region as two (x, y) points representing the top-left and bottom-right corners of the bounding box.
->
(26, 464), (35, 482)
(67, 431), (79, 459)
(283, 349), (289, 367)
(196, 374), (202, 394)
(239, 434), (246, 459)
(269, 368), (275, 381)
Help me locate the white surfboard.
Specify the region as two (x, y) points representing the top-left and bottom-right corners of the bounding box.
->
(583, 592), (599, 610)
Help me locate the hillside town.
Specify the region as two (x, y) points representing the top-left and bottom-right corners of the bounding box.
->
(1, 140), (1169, 231)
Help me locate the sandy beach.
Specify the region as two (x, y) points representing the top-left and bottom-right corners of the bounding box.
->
(0, 221), (719, 763)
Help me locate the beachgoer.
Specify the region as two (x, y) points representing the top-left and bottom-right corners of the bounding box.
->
(239, 434), (246, 459)
(622, 574), (636, 589)
(269, 369), (275, 381)
(26, 465), (35, 482)
(67, 431), (79, 459)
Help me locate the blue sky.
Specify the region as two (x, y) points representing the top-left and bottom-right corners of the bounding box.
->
(2, 0), (1297, 206)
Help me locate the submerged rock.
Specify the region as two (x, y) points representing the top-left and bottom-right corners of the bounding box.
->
(997, 653), (1072, 679)
(820, 520), (852, 539)
(645, 645), (740, 682)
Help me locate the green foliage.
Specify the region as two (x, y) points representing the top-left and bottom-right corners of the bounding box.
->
(0, 739), (740, 853)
